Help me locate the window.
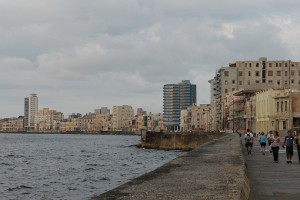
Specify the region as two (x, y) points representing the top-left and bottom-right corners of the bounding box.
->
(225, 80), (228, 85)
(248, 80), (250, 85)
(291, 70), (294, 76)
(285, 71), (288, 76)
(248, 71), (251, 76)
(285, 80), (288, 86)
(256, 63), (259, 67)
(249, 63), (252, 67)
(279, 63), (282, 67)
(225, 89), (228, 93)
(232, 88), (235, 92)
(269, 63), (272, 67)
(281, 101), (283, 112)
(268, 71), (273, 76)
(277, 80), (281, 85)
(276, 63), (278, 67)
(277, 102), (279, 112)
(224, 71), (229, 76)
(239, 71), (243, 76)
(291, 80), (294, 84)
(239, 81), (242, 85)
(285, 63), (287, 67)
(232, 80), (235, 84)
(256, 80), (260, 83)
(256, 71), (260, 76)
(268, 80), (273, 84)
(277, 71), (281, 76)
(285, 101), (287, 111)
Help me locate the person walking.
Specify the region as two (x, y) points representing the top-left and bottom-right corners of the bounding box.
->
(283, 129), (295, 163)
(270, 131), (280, 163)
(259, 132), (267, 155)
(245, 129), (253, 155)
(267, 130), (274, 153)
(295, 131), (300, 163)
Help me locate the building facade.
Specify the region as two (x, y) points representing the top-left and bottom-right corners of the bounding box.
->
(112, 105), (134, 131)
(163, 80), (197, 131)
(24, 93), (38, 131)
(210, 57), (300, 132)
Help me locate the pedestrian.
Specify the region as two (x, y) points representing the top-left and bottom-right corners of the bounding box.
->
(267, 130), (274, 153)
(270, 131), (280, 163)
(282, 129), (295, 163)
(245, 129), (253, 155)
(259, 131), (267, 155)
(295, 131), (300, 163)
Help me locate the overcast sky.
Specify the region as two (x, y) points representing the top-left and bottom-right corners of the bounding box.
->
(1, 0), (300, 118)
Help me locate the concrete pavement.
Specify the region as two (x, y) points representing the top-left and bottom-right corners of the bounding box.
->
(91, 133), (249, 200)
(243, 137), (300, 200)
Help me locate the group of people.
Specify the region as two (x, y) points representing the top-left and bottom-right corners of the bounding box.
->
(244, 129), (300, 164)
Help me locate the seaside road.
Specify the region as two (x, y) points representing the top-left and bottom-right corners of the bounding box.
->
(243, 137), (300, 200)
(91, 133), (248, 200)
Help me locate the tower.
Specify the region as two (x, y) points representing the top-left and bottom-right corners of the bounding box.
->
(163, 80), (197, 131)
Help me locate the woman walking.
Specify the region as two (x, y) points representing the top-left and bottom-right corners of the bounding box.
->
(295, 131), (300, 163)
(271, 131), (280, 163)
(259, 132), (267, 155)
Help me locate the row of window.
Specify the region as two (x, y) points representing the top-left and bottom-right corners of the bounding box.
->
(225, 70), (300, 77)
(276, 101), (288, 113)
(242, 63), (297, 68)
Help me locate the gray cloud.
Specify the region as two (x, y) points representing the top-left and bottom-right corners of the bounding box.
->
(1, 0), (300, 117)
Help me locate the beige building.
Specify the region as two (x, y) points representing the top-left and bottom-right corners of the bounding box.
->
(210, 57), (300, 131)
(180, 104), (211, 132)
(0, 117), (24, 132)
(255, 88), (300, 135)
(35, 108), (64, 132)
(112, 105), (134, 131)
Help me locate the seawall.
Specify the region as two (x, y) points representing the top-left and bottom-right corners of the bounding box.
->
(140, 131), (225, 151)
(92, 133), (249, 200)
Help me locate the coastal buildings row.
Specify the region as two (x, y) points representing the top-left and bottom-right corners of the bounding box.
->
(209, 57), (300, 135)
(0, 95), (164, 133)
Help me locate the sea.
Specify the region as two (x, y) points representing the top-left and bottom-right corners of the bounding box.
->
(0, 133), (184, 200)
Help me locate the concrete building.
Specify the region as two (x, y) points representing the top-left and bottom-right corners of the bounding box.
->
(180, 104), (210, 132)
(210, 57), (300, 132)
(0, 117), (24, 132)
(112, 105), (134, 131)
(95, 107), (110, 115)
(24, 93), (38, 131)
(163, 80), (197, 131)
(35, 108), (64, 132)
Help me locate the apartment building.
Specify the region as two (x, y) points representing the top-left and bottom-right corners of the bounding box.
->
(24, 93), (38, 131)
(179, 104), (211, 132)
(210, 57), (300, 131)
(163, 80), (197, 131)
(112, 105), (134, 131)
(35, 108), (64, 132)
(0, 117), (24, 132)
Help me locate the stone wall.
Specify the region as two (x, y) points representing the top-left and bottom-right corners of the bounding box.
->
(140, 131), (226, 150)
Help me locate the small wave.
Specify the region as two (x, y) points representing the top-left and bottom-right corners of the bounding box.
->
(7, 185), (33, 191)
(85, 168), (94, 171)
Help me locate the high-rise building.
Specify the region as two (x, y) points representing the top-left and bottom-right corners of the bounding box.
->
(24, 93), (38, 131)
(163, 80), (197, 131)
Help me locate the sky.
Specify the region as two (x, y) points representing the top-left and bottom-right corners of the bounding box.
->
(1, 0), (300, 118)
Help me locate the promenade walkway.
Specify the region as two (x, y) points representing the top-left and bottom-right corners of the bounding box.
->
(244, 136), (300, 200)
(92, 133), (248, 200)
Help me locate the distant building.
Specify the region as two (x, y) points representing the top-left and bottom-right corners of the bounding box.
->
(24, 93), (38, 131)
(95, 107), (110, 115)
(35, 108), (64, 132)
(112, 105), (134, 131)
(163, 80), (197, 131)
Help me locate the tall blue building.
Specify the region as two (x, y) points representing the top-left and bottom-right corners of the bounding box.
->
(163, 80), (197, 131)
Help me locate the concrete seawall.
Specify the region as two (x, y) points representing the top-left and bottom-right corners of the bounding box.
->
(140, 131), (225, 151)
(91, 133), (250, 200)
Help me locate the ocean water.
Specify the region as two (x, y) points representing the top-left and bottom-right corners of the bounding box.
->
(0, 133), (183, 200)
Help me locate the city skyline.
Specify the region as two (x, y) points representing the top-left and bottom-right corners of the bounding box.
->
(1, 1), (300, 118)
